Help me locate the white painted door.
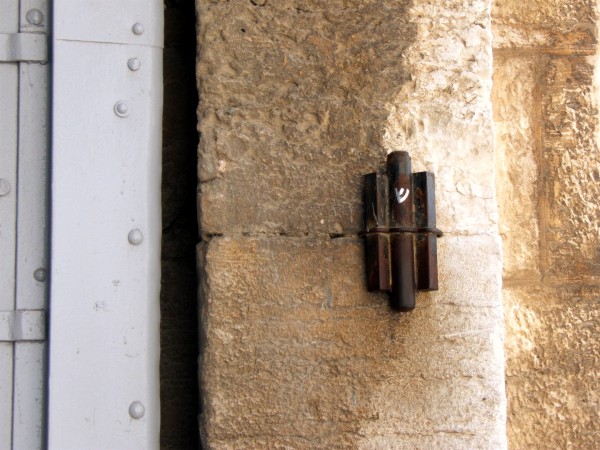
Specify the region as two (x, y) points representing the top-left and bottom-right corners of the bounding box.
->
(0, 1), (49, 449)
(48, 1), (163, 449)
(1, 2), (162, 447)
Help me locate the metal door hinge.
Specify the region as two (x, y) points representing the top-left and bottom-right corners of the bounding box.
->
(0, 32), (47, 62)
(0, 310), (46, 342)
(364, 151), (443, 311)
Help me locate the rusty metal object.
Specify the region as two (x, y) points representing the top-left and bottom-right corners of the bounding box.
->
(387, 151), (416, 311)
(364, 151), (443, 311)
(364, 172), (390, 291)
(413, 171), (440, 291)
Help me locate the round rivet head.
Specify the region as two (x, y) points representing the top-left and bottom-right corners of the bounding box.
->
(128, 229), (143, 245)
(132, 23), (144, 35)
(26, 9), (44, 25)
(114, 101), (129, 117)
(33, 268), (47, 282)
(127, 57), (141, 71)
(0, 179), (11, 196)
(129, 401), (145, 419)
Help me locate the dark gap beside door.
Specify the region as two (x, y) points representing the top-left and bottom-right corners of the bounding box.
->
(161, 0), (200, 448)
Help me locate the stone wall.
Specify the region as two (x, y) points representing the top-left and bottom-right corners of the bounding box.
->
(492, 0), (600, 448)
(197, 0), (506, 448)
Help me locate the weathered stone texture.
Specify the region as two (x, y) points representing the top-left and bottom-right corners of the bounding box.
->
(383, 0), (498, 236)
(504, 285), (600, 450)
(540, 55), (600, 279)
(492, 55), (539, 279)
(198, 0), (499, 237)
(197, 0), (416, 235)
(199, 236), (505, 449)
(493, 0), (597, 49)
(198, 0), (505, 448)
(492, 0), (600, 447)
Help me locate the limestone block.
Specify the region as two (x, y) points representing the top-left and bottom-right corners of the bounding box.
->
(491, 1), (600, 448)
(492, 0), (597, 49)
(504, 285), (600, 449)
(197, 0), (498, 236)
(383, 0), (498, 236)
(198, 234), (505, 449)
(197, 0), (504, 447)
(197, 1), (416, 235)
(540, 55), (600, 279)
(492, 55), (540, 279)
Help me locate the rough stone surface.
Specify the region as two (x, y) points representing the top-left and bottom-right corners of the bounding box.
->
(197, 0), (506, 448)
(383, 0), (498, 236)
(199, 235), (505, 449)
(492, 0), (600, 447)
(492, 55), (540, 279)
(540, 54), (600, 279)
(493, 0), (597, 49)
(197, 0), (498, 237)
(197, 0), (416, 235)
(503, 285), (600, 450)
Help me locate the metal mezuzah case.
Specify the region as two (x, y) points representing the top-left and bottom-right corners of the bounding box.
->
(364, 151), (443, 311)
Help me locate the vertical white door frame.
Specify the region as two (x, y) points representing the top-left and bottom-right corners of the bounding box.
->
(48, 1), (163, 449)
(0, 0), (49, 449)
(0, 3), (21, 447)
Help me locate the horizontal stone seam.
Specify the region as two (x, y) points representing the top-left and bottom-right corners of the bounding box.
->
(493, 47), (596, 56)
(209, 428), (496, 442)
(207, 306), (502, 315)
(504, 278), (600, 288)
(200, 231), (500, 240)
(206, 325), (502, 337)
